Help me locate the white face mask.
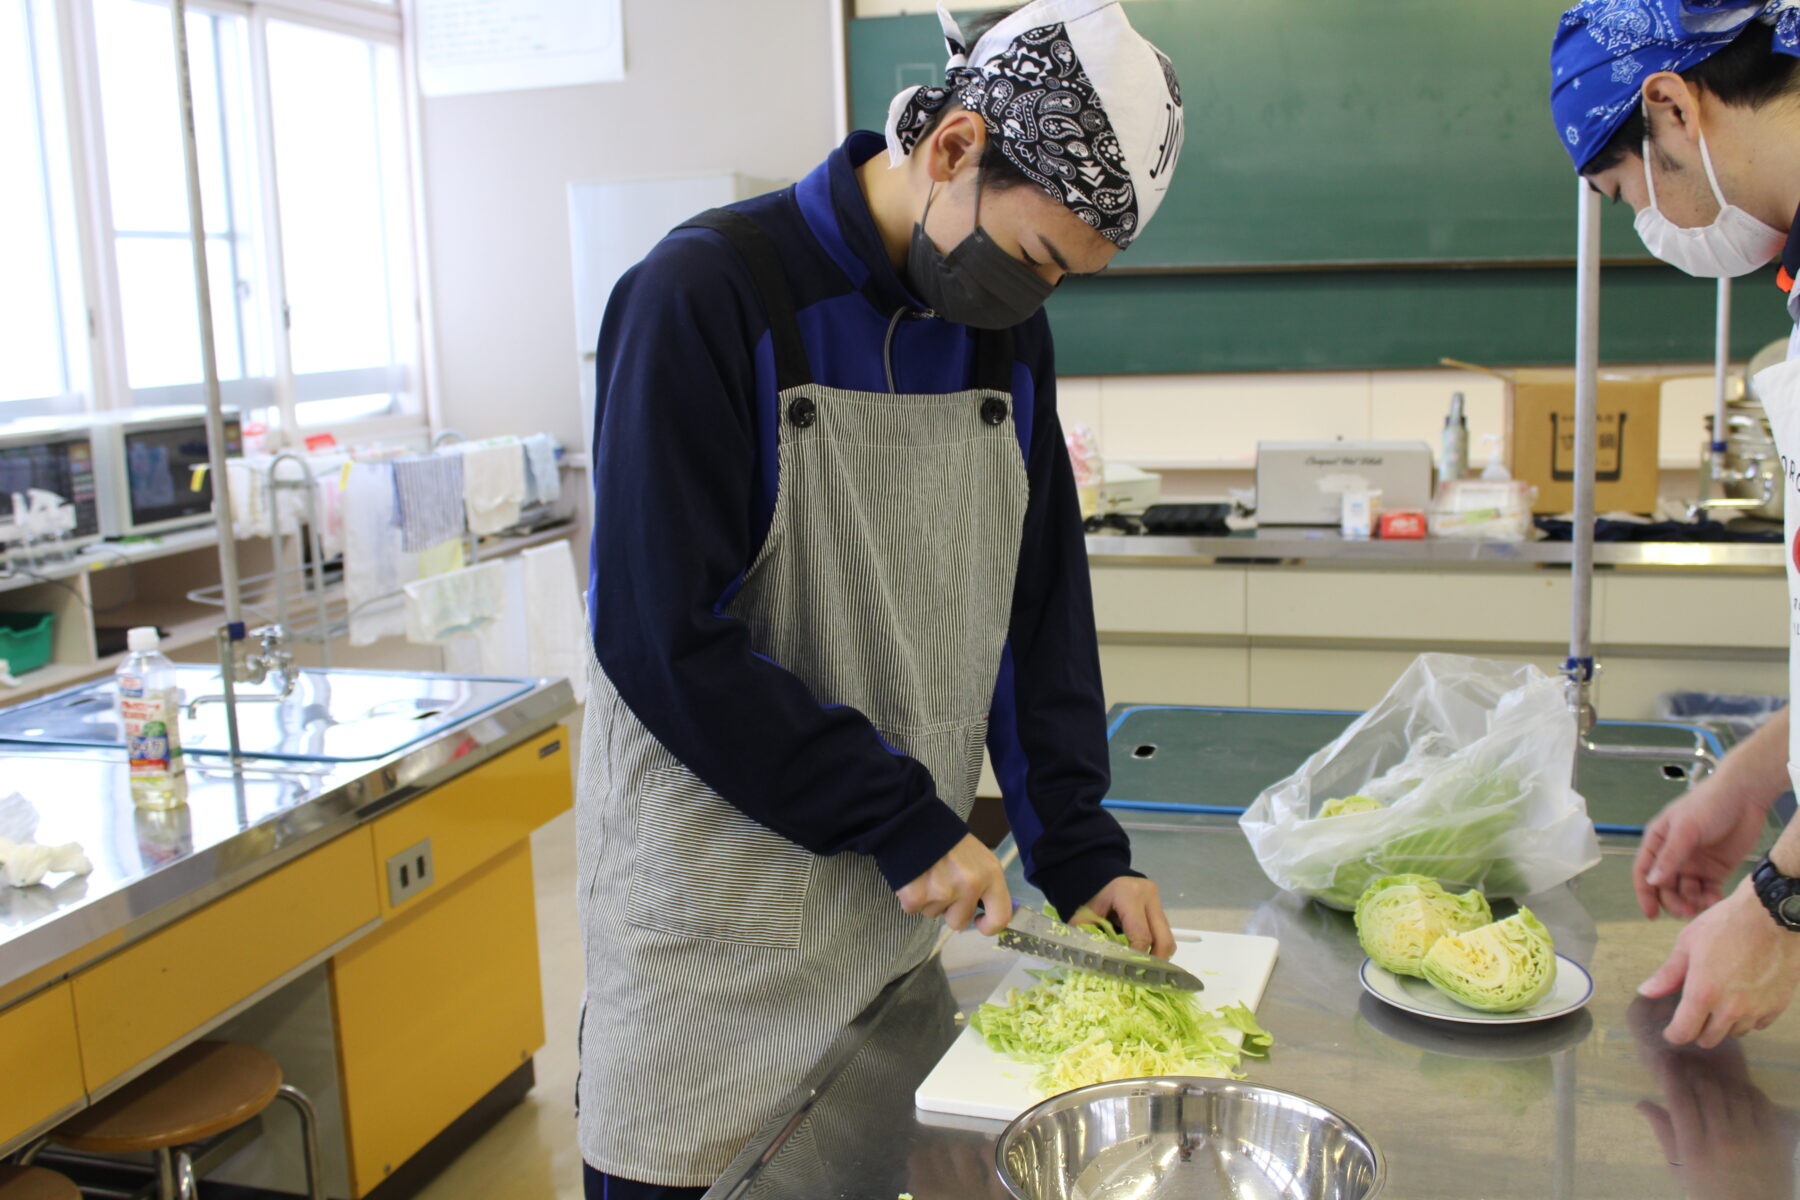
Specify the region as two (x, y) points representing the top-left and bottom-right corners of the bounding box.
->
(1634, 122), (1785, 278)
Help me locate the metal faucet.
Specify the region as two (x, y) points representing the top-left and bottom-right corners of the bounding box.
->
(1686, 461), (1778, 522)
(1564, 661), (1719, 785)
(187, 625), (299, 721)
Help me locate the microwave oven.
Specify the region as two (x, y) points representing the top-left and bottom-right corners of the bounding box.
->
(0, 420), (101, 543)
(89, 407), (241, 538)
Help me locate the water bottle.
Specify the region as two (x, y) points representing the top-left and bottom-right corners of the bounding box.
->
(1439, 391), (1470, 484)
(117, 626), (187, 810)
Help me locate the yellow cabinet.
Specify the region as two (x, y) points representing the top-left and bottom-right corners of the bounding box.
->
(71, 827), (379, 1092)
(331, 842), (545, 1195)
(367, 725), (570, 917)
(0, 983), (84, 1146)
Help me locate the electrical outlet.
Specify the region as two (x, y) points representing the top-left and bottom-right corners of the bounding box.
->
(387, 838), (435, 906)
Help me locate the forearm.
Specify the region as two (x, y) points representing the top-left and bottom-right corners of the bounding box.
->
(1713, 707), (1792, 809)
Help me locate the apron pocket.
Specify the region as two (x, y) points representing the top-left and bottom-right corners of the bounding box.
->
(626, 765), (814, 950)
(874, 719), (990, 822)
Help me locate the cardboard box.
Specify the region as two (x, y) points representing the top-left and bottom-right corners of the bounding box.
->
(1502, 369), (1662, 515)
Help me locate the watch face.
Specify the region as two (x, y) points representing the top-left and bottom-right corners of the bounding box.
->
(1778, 895), (1800, 927)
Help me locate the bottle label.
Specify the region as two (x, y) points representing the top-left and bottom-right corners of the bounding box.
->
(122, 688), (185, 780)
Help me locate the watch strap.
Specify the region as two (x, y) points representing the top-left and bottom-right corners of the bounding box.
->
(1752, 855), (1800, 931)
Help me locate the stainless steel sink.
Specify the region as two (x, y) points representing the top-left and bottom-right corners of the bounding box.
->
(0, 667), (534, 762)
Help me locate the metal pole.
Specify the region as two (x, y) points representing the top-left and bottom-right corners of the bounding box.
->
(171, 0), (241, 626)
(1712, 277), (1733, 500)
(1567, 177), (1601, 741)
(173, 0), (247, 761)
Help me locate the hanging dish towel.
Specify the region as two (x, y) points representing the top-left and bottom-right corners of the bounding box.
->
(403, 560), (507, 644)
(473, 555), (532, 675)
(307, 453), (351, 559)
(456, 440), (526, 535)
(522, 434), (562, 507)
(344, 462), (416, 646)
(521, 540), (588, 702)
(226, 458), (266, 537)
(392, 454), (466, 552)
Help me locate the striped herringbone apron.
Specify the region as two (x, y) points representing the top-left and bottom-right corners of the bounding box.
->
(576, 209), (1028, 1186)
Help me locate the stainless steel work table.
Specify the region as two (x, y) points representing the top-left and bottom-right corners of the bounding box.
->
(705, 712), (1798, 1200)
(1086, 530), (1786, 572)
(0, 669), (575, 998)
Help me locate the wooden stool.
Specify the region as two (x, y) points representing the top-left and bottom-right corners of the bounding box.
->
(0, 1165), (81, 1200)
(51, 1040), (322, 1200)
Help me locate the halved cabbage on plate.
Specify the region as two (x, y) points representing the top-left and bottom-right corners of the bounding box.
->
(1420, 906), (1557, 1013)
(1354, 874), (1492, 978)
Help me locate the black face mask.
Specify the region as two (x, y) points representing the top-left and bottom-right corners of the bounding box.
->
(906, 174), (1055, 330)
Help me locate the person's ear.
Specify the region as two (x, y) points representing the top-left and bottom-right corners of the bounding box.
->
(923, 110), (987, 184)
(1642, 71), (1703, 147)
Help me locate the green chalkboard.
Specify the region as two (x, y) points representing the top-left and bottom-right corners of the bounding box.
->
(847, 5), (1796, 373)
(1042, 263), (1791, 374)
(850, 0), (1644, 268)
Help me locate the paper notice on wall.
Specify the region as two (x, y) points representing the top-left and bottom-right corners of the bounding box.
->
(416, 0), (623, 97)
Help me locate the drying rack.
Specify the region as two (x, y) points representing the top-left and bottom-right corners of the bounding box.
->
(179, 436), (585, 660)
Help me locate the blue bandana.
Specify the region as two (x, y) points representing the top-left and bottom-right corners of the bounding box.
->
(1550, 1), (1800, 171)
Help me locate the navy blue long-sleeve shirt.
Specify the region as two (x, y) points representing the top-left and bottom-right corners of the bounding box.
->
(586, 132), (1132, 917)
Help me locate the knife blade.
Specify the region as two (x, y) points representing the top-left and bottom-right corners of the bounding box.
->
(994, 906), (1204, 992)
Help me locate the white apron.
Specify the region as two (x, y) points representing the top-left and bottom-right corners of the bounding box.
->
(1753, 346), (1800, 796)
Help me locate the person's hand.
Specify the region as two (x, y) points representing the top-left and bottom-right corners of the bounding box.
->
(896, 834), (1012, 935)
(1635, 775), (1768, 920)
(1072, 875), (1175, 959)
(1628, 994), (1800, 1200)
(1639, 879), (1800, 1047)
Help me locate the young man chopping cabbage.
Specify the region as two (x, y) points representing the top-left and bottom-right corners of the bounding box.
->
(577, 3), (1186, 1194)
(1550, 0), (1800, 1049)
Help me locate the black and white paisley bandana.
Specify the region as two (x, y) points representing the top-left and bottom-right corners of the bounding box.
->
(883, 0), (1184, 251)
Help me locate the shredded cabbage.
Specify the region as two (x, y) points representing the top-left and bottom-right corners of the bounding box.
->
(970, 914), (1273, 1096)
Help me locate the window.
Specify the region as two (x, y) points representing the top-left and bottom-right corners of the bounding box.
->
(1, 0), (86, 418)
(267, 19), (412, 426)
(3, 0), (419, 436)
(94, 0), (267, 393)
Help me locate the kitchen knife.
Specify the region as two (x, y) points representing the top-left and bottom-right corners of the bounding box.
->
(994, 905), (1204, 992)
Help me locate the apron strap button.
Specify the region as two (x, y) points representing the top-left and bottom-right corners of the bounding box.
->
(980, 397), (1009, 426)
(788, 396), (818, 429)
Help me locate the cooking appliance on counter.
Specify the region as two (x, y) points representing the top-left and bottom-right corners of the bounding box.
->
(1254, 441), (1433, 526)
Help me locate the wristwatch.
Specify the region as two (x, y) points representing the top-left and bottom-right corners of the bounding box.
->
(1751, 855), (1800, 931)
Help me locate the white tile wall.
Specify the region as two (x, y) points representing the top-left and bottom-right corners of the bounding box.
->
(1369, 370), (1505, 459)
(1055, 376), (1103, 440)
(1659, 373), (1724, 468)
(1050, 363), (1724, 487)
(1095, 372), (1371, 468)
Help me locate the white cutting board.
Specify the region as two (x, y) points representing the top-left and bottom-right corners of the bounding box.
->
(915, 928), (1280, 1123)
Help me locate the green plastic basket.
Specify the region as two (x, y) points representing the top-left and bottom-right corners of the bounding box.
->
(0, 613), (56, 675)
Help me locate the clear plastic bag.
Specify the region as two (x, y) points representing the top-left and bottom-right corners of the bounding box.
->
(1238, 654), (1601, 910)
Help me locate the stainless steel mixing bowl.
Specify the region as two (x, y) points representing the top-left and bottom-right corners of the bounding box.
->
(995, 1077), (1384, 1200)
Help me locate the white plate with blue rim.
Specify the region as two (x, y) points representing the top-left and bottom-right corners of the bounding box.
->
(1358, 954), (1595, 1025)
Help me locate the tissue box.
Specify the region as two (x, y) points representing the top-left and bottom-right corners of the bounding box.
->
(1255, 441), (1434, 526)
